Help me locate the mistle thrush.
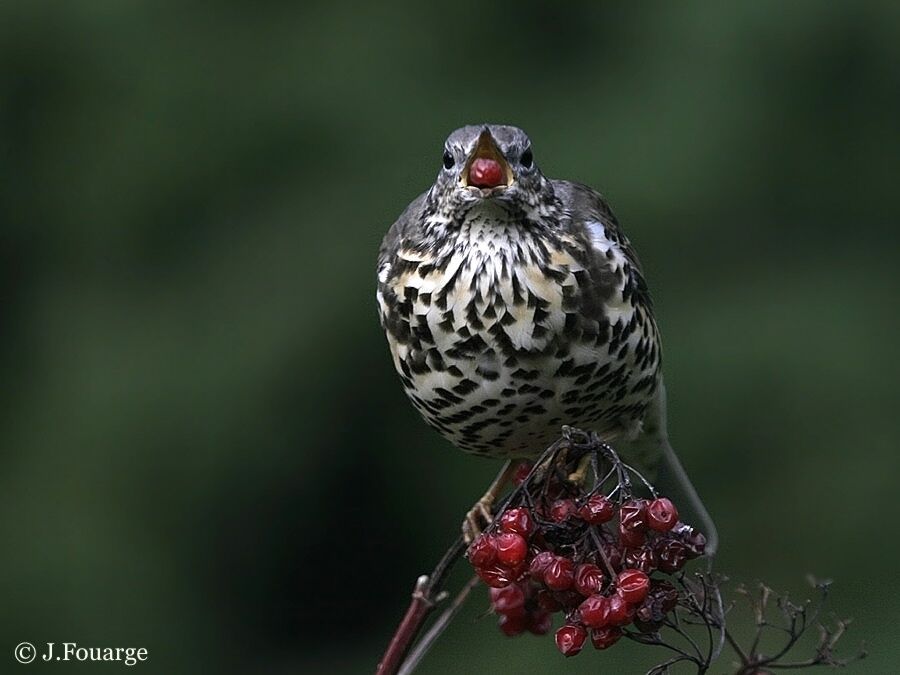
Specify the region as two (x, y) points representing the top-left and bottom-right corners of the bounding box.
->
(377, 125), (716, 549)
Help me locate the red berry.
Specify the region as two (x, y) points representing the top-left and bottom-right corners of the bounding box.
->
(681, 528), (706, 558)
(634, 595), (665, 633)
(606, 592), (632, 625)
(635, 601), (657, 624)
(622, 546), (657, 574)
(543, 556), (575, 591)
(512, 461), (532, 485)
(468, 157), (506, 188)
(476, 563), (521, 588)
(467, 534), (497, 568)
(490, 584), (526, 616)
(529, 551), (555, 580)
(498, 612), (528, 636)
(498, 507), (534, 537)
(555, 590), (584, 609)
(646, 497), (679, 532)
(617, 569), (650, 604)
(578, 594), (609, 628)
(544, 481), (567, 503)
(601, 543), (622, 570)
(550, 498), (578, 523)
(655, 539), (688, 573)
(590, 626), (622, 650)
(536, 590), (562, 613)
(528, 610), (553, 635)
(619, 499), (648, 531)
(618, 523), (646, 548)
(574, 563), (604, 596)
(651, 580), (679, 613)
(577, 494), (615, 524)
(555, 624), (587, 656)
(496, 532), (528, 566)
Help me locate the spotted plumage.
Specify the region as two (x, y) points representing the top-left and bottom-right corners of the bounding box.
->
(377, 124), (662, 460)
(377, 125), (717, 551)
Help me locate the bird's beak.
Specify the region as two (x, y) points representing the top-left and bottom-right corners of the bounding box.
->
(461, 129), (513, 190)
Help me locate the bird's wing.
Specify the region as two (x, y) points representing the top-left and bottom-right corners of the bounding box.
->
(554, 180), (718, 554)
(376, 192), (428, 338)
(552, 180), (650, 284)
(377, 191), (429, 273)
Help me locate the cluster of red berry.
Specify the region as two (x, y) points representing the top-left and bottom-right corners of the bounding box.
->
(466, 466), (707, 657)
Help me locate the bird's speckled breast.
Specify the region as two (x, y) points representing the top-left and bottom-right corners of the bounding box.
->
(377, 205), (660, 459)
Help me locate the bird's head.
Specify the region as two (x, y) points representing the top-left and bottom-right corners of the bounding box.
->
(427, 124), (552, 217)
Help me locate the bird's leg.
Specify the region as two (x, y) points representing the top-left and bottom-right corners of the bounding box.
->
(462, 460), (519, 543)
(567, 453), (592, 487)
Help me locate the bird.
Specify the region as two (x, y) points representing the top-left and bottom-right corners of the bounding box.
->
(376, 124), (716, 551)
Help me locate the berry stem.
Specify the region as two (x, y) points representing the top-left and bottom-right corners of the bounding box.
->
(589, 526), (618, 580)
(382, 427), (863, 673)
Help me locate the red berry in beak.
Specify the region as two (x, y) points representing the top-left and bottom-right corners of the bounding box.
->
(468, 157), (505, 188)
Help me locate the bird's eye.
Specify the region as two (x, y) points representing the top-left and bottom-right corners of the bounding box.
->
(442, 150), (455, 170)
(520, 148), (533, 168)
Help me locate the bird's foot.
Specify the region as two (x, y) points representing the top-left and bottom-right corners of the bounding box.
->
(462, 497), (494, 544)
(567, 453), (592, 487)
(461, 459), (521, 543)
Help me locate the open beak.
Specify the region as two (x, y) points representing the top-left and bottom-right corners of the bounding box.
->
(461, 129), (513, 190)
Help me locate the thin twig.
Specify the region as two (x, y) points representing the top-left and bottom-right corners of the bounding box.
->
(723, 628), (751, 667)
(397, 575), (480, 675)
(375, 536), (466, 675)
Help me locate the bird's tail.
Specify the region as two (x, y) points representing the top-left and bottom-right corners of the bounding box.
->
(656, 436), (719, 556)
(621, 378), (719, 556)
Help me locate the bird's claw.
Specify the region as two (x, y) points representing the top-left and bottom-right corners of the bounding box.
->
(567, 453), (592, 486)
(462, 498), (494, 544)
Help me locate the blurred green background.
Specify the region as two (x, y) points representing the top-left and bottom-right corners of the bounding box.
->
(2, 2), (898, 673)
